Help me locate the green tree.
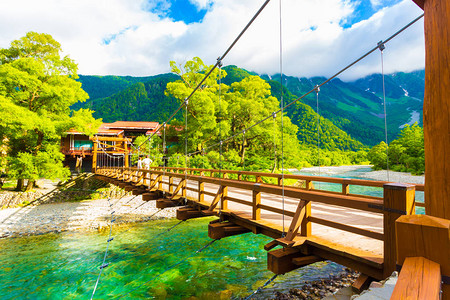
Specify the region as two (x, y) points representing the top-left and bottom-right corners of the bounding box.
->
(0, 32), (101, 190)
(165, 57), (303, 171)
(367, 123), (425, 174)
(367, 141), (388, 170)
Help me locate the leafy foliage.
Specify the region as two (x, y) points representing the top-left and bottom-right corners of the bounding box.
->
(0, 32), (101, 190)
(368, 123), (424, 174)
(162, 57), (366, 171)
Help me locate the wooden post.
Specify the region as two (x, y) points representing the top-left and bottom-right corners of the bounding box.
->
(222, 184), (228, 210)
(342, 179), (350, 195)
(396, 214), (450, 299)
(198, 178), (204, 202)
(238, 174), (242, 181)
(124, 142), (129, 168)
(301, 200), (311, 237)
(306, 180), (313, 190)
(182, 178), (186, 199)
(252, 185), (261, 220)
(383, 183), (416, 278)
(256, 175), (262, 183)
(92, 141), (98, 173)
(416, 0), (450, 219)
(158, 175), (162, 191)
(169, 176), (173, 194)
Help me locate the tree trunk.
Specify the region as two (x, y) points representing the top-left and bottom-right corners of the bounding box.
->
(240, 140), (246, 165)
(25, 180), (35, 191)
(15, 179), (24, 191)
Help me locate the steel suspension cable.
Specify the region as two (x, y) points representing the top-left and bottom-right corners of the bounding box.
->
(185, 100), (188, 200)
(184, 13), (424, 158)
(135, 0), (272, 150)
(243, 274), (279, 300)
(315, 85), (321, 187)
(279, 0), (285, 237)
(218, 59), (223, 213)
(379, 41), (390, 181)
(114, 238), (219, 299)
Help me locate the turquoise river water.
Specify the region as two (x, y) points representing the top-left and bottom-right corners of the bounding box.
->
(0, 167), (424, 299)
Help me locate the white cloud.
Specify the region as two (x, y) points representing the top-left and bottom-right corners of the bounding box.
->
(188, 0), (212, 10)
(0, 0), (425, 80)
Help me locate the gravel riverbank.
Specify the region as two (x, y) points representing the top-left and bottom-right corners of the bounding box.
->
(0, 195), (176, 238)
(299, 165), (424, 184)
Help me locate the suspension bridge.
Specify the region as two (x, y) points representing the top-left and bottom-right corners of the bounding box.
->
(95, 164), (423, 282)
(86, 0), (450, 298)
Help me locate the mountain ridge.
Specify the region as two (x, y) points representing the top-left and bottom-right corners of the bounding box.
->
(74, 66), (424, 148)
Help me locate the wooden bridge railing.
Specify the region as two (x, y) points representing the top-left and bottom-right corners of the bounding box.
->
(107, 166), (425, 208)
(96, 166), (424, 280)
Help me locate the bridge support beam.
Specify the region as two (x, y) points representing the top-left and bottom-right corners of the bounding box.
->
(156, 199), (184, 209)
(124, 185), (134, 192)
(267, 247), (323, 275)
(142, 192), (161, 201)
(132, 187), (146, 196)
(176, 207), (204, 221)
(208, 221), (251, 240)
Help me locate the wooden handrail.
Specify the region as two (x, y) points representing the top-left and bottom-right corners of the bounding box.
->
(391, 256), (441, 300)
(148, 166), (424, 191)
(98, 167), (387, 241)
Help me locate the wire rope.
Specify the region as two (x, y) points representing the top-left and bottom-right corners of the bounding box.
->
(278, 0), (286, 237)
(243, 274), (279, 300)
(378, 41), (390, 181)
(134, 0), (272, 151)
(114, 239), (219, 299)
(183, 13), (424, 158)
(315, 85), (321, 189)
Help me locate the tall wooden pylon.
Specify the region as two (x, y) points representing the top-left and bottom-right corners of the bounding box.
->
(412, 0), (450, 219)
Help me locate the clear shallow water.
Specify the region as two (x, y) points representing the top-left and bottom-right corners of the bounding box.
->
(0, 218), (345, 299)
(1, 167), (423, 299)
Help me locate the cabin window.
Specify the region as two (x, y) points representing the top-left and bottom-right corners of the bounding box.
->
(74, 140), (93, 150)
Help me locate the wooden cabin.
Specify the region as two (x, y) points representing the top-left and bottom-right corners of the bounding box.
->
(61, 121), (161, 172)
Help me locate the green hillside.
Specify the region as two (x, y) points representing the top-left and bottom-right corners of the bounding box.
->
(261, 71), (424, 146)
(78, 73), (181, 123)
(73, 66), (424, 149)
(77, 75), (155, 101)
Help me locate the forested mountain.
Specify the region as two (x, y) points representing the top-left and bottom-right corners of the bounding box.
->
(260, 71), (424, 146)
(76, 73), (181, 123)
(77, 75), (155, 100)
(73, 66), (424, 149)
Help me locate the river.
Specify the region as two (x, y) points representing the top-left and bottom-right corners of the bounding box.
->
(0, 166), (424, 299)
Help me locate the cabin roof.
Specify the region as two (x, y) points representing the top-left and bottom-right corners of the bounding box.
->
(102, 121), (160, 130)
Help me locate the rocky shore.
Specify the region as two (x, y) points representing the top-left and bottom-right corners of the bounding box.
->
(0, 194), (176, 238)
(271, 268), (359, 300)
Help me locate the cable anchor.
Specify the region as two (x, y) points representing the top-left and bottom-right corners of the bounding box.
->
(314, 85), (320, 93)
(377, 40), (385, 52)
(217, 56), (223, 68)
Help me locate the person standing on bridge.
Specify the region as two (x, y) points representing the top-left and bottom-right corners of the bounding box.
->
(142, 155), (152, 170)
(137, 156), (143, 169)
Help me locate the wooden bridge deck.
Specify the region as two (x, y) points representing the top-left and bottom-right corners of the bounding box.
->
(95, 166), (423, 281)
(184, 179), (384, 255)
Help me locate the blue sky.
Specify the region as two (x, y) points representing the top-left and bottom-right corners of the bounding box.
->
(152, 0), (210, 24)
(0, 0), (424, 80)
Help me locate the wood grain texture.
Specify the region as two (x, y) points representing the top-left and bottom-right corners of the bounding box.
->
(383, 183), (416, 277)
(423, 0), (450, 219)
(391, 256), (441, 300)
